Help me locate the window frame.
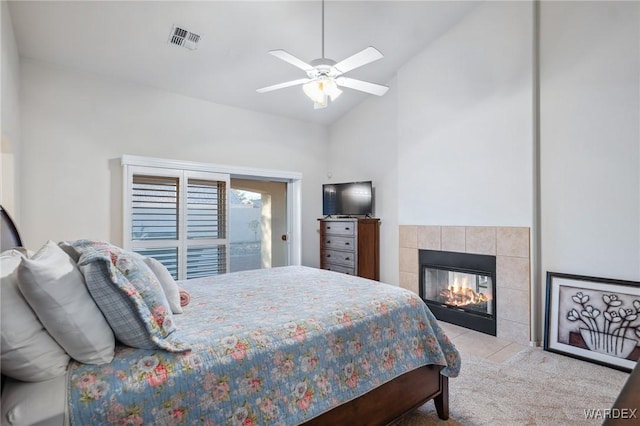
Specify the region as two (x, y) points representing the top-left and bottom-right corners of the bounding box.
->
(124, 164), (230, 279)
(122, 155), (302, 276)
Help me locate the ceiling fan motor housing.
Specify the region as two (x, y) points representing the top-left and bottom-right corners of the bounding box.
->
(307, 58), (339, 79)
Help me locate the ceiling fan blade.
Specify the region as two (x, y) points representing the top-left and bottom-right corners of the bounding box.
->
(334, 47), (384, 75)
(256, 78), (310, 93)
(335, 77), (389, 96)
(268, 50), (314, 72)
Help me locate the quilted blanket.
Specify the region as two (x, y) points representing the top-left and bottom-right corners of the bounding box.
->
(67, 266), (461, 425)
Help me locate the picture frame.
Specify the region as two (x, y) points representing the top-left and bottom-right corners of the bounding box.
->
(544, 272), (640, 372)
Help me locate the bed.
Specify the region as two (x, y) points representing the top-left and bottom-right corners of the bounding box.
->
(0, 206), (460, 425)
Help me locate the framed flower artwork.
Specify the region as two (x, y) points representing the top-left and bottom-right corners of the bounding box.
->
(544, 272), (640, 372)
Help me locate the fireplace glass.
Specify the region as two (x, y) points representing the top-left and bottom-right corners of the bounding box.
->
(422, 267), (494, 317)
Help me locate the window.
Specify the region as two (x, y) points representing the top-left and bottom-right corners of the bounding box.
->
(122, 154), (303, 270)
(124, 165), (229, 280)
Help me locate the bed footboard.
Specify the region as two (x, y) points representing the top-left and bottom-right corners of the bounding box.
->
(603, 362), (640, 426)
(303, 365), (448, 426)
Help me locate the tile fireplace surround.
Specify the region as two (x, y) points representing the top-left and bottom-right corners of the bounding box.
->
(399, 225), (531, 345)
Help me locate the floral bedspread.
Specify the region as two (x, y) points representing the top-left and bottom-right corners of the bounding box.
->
(67, 266), (461, 425)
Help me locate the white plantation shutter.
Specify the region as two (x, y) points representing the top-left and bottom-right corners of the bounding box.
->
(131, 175), (179, 241)
(187, 179), (225, 240)
(185, 179), (227, 278)
(187, 245), (226, 279)
(133, 247), (179, 279)
(124, 165), (229, 280)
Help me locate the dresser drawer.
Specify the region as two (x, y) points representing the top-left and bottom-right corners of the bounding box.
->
(318, 217), (380, 281)
(321, 249), (355, 267)
(321, 235), (355, 251)
(322, 263), (355, 275)
(321, 221), (355, 236)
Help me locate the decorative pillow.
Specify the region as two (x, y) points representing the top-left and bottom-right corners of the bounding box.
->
(179, 287), (191, 307)
(144, 256), (183, 314)
(71, 240), (187, 352)
(17, 241), (115, 364)
(0, 249), (70, 382)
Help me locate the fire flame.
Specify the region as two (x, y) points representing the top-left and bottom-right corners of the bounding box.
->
(439, 285), (489, 307)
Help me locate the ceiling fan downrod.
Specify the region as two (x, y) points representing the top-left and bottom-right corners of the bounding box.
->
(321, 0), (325, 59)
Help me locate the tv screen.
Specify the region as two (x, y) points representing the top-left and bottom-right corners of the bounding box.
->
(322, 181), (373, 216)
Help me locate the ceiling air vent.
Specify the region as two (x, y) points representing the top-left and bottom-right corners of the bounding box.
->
(168, 25), (201, 51)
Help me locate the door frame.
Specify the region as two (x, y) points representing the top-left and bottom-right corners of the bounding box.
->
(121, 155), (302, 266)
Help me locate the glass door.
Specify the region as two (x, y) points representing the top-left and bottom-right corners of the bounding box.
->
(229, 179), (288, 272)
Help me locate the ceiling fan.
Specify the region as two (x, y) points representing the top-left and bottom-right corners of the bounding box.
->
(256, 0), (389, 109)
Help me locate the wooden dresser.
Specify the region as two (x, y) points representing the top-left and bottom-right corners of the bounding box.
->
(319, 217), (380, 281)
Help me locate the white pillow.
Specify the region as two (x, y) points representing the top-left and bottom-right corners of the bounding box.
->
(0, 249), (70, 382)
(17, 241), (115, 364)
(1, 375), (66, 426)
(144, 257), (183, 314)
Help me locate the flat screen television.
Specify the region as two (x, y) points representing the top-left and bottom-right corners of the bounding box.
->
(322, 181), (373, 217)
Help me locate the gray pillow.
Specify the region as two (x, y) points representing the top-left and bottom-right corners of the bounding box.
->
(58, 240), (80, 262)
(17, 241), (115, 364)
(144, 257), (183, 314)
(0, 249), (70, 381)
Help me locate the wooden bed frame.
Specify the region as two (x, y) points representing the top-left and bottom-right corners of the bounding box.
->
(0, 204), (449, 425)
(603, 361), (639, 426)
(305, 364), (448, 425)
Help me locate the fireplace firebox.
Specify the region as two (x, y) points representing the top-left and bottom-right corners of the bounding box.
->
(419, 250), (496, 336)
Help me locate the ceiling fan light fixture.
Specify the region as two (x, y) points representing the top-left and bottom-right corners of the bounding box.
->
(314, 101), (327, 110)
(303, 77), (342, 107)
(324, 78), (343, 101)
(302, 79), (325, 104)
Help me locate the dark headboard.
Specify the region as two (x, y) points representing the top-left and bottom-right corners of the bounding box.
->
(1, 205), (23, 391)
(0, 205), (23, 251)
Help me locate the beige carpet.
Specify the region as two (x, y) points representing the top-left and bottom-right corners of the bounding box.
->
(397, 347), (630, 426)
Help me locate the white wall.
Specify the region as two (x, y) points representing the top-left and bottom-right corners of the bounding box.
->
(540, 1), (640, 282)
(1, 1), (21, 220)
(329, 2), (534, 285)
(19, 59), (327, 267)
(328, 77), (398, 284)
(330, 0), (640, 343)
(397, 1), (534, 227)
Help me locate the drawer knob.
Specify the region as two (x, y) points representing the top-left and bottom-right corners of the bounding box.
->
(327, 240), (331, 244)
(344, 242), (350, 245)
(345, 257), (350, 261)
(345, 227), (350, 230)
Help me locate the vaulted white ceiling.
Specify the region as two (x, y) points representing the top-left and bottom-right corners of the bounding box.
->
(8, 1), (478, 125)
